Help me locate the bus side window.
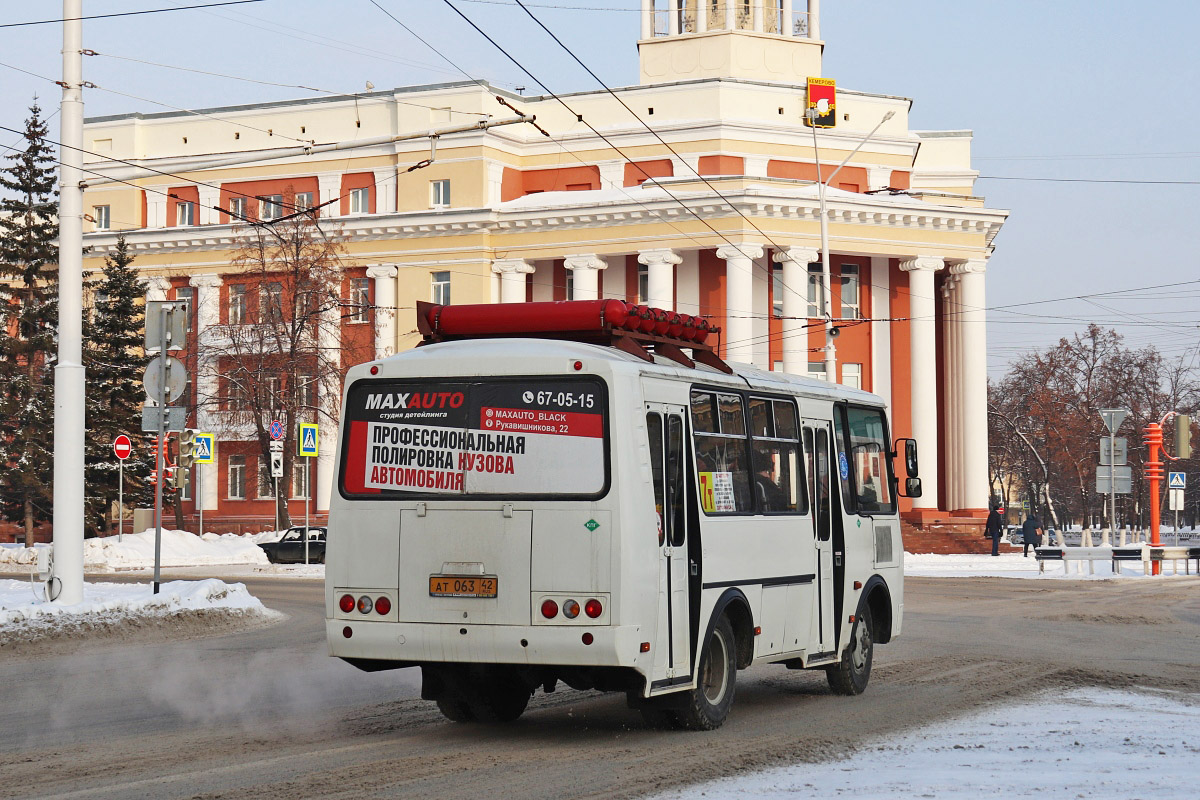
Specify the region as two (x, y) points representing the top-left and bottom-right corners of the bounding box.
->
(647, 412), (666, 545)
(667, 415), (686, 546)
(690, 390), (752, 514)
(748, 397), (802, 514)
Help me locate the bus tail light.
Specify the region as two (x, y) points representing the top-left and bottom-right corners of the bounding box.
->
(562, 599), (580, 619)
(582, 632), (594, 645)
(584, 599), (603, 619)
(339, 594), (356, 613)
(357, 595), (373, 614)
(540, 599), (559, 619)
(375, 596), (392, 615)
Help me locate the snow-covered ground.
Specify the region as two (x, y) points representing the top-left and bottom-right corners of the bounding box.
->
(0, 577), (270, 627)
(649, 687), (1200, 800)
(904, 550), (1197, 580)
(0, 528), (285, 572)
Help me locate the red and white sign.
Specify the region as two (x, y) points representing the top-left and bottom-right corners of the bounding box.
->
(113, 434), (132, 461)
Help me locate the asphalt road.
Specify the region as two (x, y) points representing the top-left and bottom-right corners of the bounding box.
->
(3, 574), (1198, 799)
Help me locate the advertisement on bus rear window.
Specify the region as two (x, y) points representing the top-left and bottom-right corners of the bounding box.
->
(339, 378), (608, 498)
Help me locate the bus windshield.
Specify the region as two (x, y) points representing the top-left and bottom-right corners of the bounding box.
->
(338, 377), (609, 499)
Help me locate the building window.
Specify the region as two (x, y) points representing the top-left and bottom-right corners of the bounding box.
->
(839, 264), (860, 319)
(266, 374), (283, 412)
(637, 264), (649, 304)
(431, 179), (451, 208)
(772, 262), (784, 317)
(350, 277), (370, 323)
(176, 201), (196, 227)
(259, 457), (277, 499)
(175, 286), (194, 332)
(260, 282), (283, 322)
(349, 187), (370, 215)
(842, 363), (862, 390)
(227, 378), (250, 412)
(566, 269), (575, 301)
(94, 205), (110, 230)
(229, 196), (247, 220)
(259, 194), (283, 221)
(807, 262), (823, 318)
(297, 375), (316, 413)
(294, 191), (314, 213)
(431, 271), (451, 305)
(228, 284), (246, 325)
(228, 455), (246, 499)
(293, 459), (311, 499)
(807, 362), (827, 382)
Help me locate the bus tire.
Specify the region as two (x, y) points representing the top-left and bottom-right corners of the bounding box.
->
(469, 680), (531, 723)
(676, 615), (737, 730)
(436, 695), (476, 723)
(826, 605), (873, 696)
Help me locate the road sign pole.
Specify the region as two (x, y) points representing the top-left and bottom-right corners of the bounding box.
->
(197, 462), (203, 536)
(305, 459), (310, 566)
(118, 459), (124, 544)
(153, 304), (167, 594)
(1110, 427), (1117, 542)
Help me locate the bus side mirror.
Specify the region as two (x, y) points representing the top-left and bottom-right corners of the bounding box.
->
(894, 438), (918, 477)
(900, 477), (922, 499)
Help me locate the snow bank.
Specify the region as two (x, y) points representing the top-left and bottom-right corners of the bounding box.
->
(0, 577), (268, 626)
(904, 551), (1193, 580)
(649, 687), (1200, 800)
(0, 529), (272, 572)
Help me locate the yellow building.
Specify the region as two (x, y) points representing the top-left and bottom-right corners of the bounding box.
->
(80, 1), (1007, 531)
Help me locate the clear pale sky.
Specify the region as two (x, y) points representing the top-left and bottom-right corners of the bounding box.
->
(2, 0), (1197, 376)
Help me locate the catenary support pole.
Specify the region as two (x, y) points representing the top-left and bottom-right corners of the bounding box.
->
(153, 305), (166, 594)
(51, 0), (86, 604)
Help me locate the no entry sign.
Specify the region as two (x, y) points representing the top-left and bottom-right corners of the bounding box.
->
(113, 434), (132, 460)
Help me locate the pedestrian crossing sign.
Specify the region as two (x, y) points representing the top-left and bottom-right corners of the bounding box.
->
(194, 432), (216, 464)
(1168, 472), (1186, 490)
(298, 423), (319, 458)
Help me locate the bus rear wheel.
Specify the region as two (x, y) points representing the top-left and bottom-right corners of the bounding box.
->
(826, 605), (873, 696)
(468, 680), (531, 723)
(675, 615), (737, 730)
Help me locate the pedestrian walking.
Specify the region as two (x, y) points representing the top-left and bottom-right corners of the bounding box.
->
(985, 502), (1005, 557)
(1021, 513), (1044, 557)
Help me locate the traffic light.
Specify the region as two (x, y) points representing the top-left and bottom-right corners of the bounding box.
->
(178, 429), (197, 470)
(1175, 415), (1192, 460)
(171, 466), (190, 491)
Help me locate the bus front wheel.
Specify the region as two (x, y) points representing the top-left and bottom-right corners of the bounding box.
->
(826, 605), (873, 696)
(675, 615), (737, 730)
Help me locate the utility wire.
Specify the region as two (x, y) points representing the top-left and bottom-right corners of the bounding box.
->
(0, 0), (267, 28)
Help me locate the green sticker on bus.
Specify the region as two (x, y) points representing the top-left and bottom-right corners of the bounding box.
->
(585, 519), (600, 532)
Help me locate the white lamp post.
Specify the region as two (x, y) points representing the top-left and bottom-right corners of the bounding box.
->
(805, 105), (895, 383)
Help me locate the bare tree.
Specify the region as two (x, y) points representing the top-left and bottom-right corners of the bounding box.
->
(199, 194), (367, 528)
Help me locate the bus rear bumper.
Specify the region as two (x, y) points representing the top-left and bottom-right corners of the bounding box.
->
(327, 619), (648, 670)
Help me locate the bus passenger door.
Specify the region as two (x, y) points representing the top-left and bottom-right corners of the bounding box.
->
(647, 407), (692, 683)
(804, 423), (837, 661)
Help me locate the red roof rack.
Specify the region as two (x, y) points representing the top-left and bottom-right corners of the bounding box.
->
(415, 300), (731, 374)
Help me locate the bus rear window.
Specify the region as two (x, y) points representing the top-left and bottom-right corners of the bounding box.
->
(339, 378), (608, 499)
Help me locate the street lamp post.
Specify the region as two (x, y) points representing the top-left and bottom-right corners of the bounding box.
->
(805, 105), (894, 382)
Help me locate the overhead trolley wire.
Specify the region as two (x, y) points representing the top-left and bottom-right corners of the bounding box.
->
(0, 0), (268, 29)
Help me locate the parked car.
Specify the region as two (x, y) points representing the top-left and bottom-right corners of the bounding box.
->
(259, 526), (327, 564)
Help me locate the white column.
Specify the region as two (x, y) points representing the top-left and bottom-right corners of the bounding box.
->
(642, 0), (654, 38)
(752, 0), (764, 31)
(189, 273), (222, 513)
(808, 0), (820, 38)
(696, 0), (708, 32)
(492, 258), (534, 304)
(744, 155), (769, 177)
(782, 0), (793, 36)
(638, 248), (682, 309)
(367, 265), (398, 359)
(316, 285), (342, 514)
(198, 185), (220, 226)
(900, 256), (944, 509)
(773, 246), (819, 375)
(486, 161), (506, 207)
(867, 166), (892, 192)
(668, 0), (680, 34)
(725, 0), (736, 30)
(564, 254), (607, 301)
(143, 275), (171, 302)
(870, 256), (891, 409)
(317, 172), (341, 217)
(942, 276), (960, 512)
(954, 259), (990, 512)
(372, 168), (397, 214)
(598, 161), (625, 190)
(717, 244), (764, 365)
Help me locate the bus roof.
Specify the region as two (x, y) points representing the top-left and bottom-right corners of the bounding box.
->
(365, 337), (887, 410)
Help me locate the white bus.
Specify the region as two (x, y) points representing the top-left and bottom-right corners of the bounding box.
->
(326, 301), (920, 729)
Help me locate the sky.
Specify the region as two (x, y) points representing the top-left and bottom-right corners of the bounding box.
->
(2, 0), (1198, 377)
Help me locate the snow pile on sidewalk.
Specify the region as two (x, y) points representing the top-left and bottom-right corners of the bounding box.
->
(0, 578), (269, 627)
(904, 551), (1188, 580)
(0, 529), (273, 572)
(649, 687), (1200, 800)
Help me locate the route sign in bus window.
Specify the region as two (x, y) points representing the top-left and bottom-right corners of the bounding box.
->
(339, 378), (608, 498)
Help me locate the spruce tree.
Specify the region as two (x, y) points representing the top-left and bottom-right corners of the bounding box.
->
(0, 100), (59, 543)
(83, 237), (155, 536)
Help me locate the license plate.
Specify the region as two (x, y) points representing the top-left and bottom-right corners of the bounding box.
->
(429, 575), (498, 598)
